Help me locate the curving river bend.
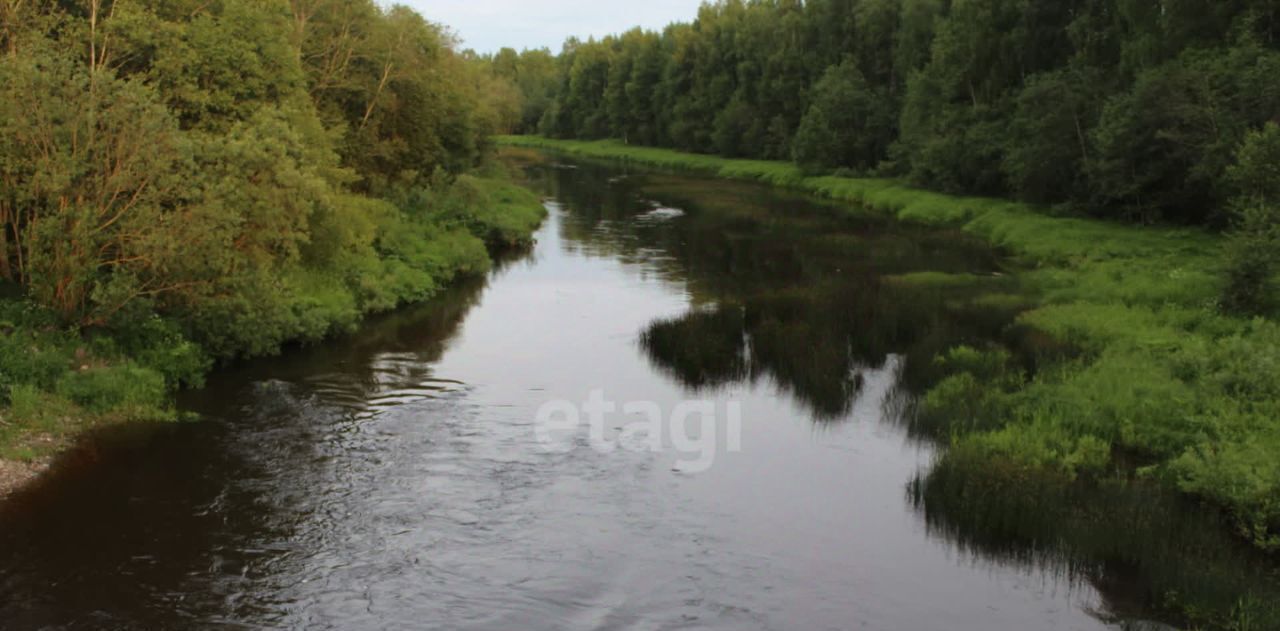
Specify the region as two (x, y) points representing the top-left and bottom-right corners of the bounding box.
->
(0, 160), (1127, 630)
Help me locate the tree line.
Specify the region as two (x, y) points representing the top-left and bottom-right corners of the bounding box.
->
(487, 0), (1280, 311)
(0, 0), (531, 360)
(491, 0), (1280, 226)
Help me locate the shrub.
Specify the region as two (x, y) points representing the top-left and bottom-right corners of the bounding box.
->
(1221, 123), (1280, 314)
(0, 332), (75, 399)
(7, 384), (77, 431)
(916, 346), (1019, 436)
(55, 365), (169, 415)
(1172, 428), (1280, 551)
(1221, 202), (1279, 314)
(102, 314), (211, 388)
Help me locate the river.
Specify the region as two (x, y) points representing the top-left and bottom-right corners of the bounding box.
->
(0, 159), (1132, 629)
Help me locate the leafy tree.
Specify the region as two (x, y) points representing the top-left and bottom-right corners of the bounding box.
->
(0, 0), (531, 357)
(793, 59), (895, 173)
(0, 42), (191, 324)
(487, 47), (558, 133)
(1089, 43), (1280, 223)
(563, 40), (612, 138)
(712, 96), (760, 157)
(508, 0), (1280, 228)
(1002, 67), (1103, 203)
(1222, 123), (1280, 314)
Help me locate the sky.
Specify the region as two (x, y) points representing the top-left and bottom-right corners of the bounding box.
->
(400, 0), (706, 54)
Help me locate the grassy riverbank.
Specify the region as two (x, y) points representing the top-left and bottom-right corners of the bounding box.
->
(0, 171), (545, 486)
(500, 137), (1280, 558)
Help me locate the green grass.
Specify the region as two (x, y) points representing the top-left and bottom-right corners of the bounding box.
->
(501, 135), (1280, 560)
(463, 174), (549, 248)
(0, 300), (181, 461)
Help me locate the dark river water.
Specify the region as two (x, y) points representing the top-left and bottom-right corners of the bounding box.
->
(2, 161), (1139, 629)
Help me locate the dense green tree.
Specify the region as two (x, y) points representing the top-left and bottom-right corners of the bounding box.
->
(605, 29), (664, 144)
(1002, 67), (1103, 203)
(562, 40), (612, 138)
(0, 42), (190, 324)
(896, 0), (1081, 194)
(1222, 123), (1280, 314)
(792, 59), (895, 172)
(0, 0), (531, 356)
(1089, 42), (1280, 223)
(515, 0), (1280, 226)
(486, 47), (558, 133)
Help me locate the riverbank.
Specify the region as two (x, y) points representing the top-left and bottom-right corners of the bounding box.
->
(0, 459), (46, 499)
(499, 138), (1279, 558)
(0, 169), (547, 493)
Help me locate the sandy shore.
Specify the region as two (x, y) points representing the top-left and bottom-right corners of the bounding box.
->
(0, 459), (48, 499)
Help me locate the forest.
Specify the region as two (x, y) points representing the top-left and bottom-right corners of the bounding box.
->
(496, 0), (1279, 221)
(0, 0), (543, 459)
(491, 0), (1280, 306)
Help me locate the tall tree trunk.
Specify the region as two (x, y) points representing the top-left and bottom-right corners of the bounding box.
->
(0, 207), (11, 281)
(13, 212), (26, 286)
(359, 60), (393, 130)
(88, 0), (98, 72)
(1073, 110), (1090, 164)
(1, 0), (27, 56)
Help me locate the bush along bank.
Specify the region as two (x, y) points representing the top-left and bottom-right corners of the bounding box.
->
(0, 171), (546, 470)
(501, 135), (1280, 623)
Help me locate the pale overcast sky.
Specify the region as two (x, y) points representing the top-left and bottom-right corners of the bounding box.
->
(399, 0), (706, 53)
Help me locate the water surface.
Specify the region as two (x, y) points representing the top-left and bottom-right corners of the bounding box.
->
(0, 161), (1118, 630)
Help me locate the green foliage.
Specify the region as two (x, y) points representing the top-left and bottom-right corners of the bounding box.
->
(55, 365), (168, 416)
(509, 0), (1280, 224)
(99, 314), (211, 389)
(917, 346), (1018, 436)
(0, 328), (77, 399)
(458, 176), (549, 248)
(1087, 44), (1280, 224)
(1221, 123), (1280, 314)
(0, 40), (190, 324)
(1167, 319), (1280, 550)
(1228, 122), (1280, 203)
(487, 47), (560, 133)
(793, 60), (895, 173)
(954, 424), (1112, 481)
(1001, 68), (1101, 203)
(1222, 203), (1280, 314)
(0, 295), (181, 452)
(935, 345), (1013, 381)
(146, 0), (308, 130)
(1173, 428), (1280, 551)
(6, 385), (78, 434)
(0, 1), (546, 460)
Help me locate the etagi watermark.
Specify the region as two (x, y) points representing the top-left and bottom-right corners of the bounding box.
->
(535, 390), (742, 473)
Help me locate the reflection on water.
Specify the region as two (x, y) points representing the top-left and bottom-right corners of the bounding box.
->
(915, 455), (1280, 628)
(0, 281), (489, 628)
(533, 163), (1020, 421)
(0, 158), (1264, 629)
